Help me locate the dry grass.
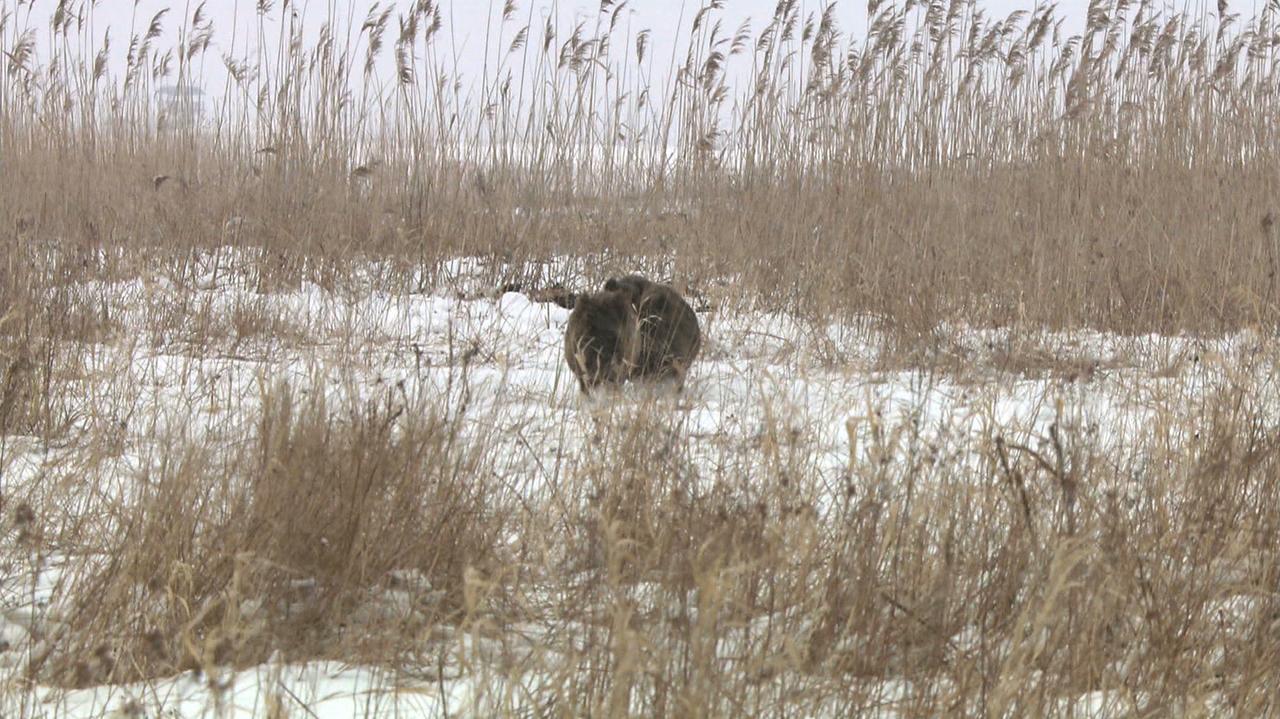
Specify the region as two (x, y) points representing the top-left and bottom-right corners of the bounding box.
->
(3, 0), (1280, 717)
(24, 377), (504, 687)
(5, 0), (1280, 331)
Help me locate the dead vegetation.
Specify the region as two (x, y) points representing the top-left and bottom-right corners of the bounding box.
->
(27, 378), (505, 686)
(6, 0), (1280, 333)
(2, 0), (1280, 716)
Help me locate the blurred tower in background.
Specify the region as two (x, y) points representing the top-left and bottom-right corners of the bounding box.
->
(155, 83), (205, 132)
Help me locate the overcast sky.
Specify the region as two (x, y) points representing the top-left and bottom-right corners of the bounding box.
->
(14, 0), (1094, 97)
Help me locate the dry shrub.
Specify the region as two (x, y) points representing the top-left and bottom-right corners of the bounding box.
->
(0, 251), (43, 437)
(514, 378), (1280, 716)
(37, 378), (502, 684)
(0, 336), (45, 438)
(0, 258), (83, 439)
(542, 403), (827, 715)
(822, 376), (1280, 714)
(576, 402), (794, 593)
(242, 381), (494, 607)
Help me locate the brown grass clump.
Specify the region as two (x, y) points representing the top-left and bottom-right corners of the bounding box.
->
(0, 262), (86, 440)
(495, 371), (1280, 717)
(32, 378), (504, 684)
(575, 405), (780, 589)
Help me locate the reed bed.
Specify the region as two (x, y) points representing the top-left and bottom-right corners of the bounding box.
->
(3, 0), (1280, 330)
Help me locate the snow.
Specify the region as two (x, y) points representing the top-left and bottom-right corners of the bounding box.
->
(22, 662), (451, 718)
(1, 251), (1265, 717)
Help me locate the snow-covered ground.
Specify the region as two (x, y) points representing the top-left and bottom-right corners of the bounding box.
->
(0, 253), (1269, 717)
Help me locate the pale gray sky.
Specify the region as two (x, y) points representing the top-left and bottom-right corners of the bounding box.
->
(18, 0), (1087, 98)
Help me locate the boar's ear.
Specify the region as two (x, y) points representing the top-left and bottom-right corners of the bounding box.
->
(604, 278), (620, 291)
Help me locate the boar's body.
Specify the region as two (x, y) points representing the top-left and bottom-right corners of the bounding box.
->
(563, 289), (638, 394)
(604, 274), (701, 388)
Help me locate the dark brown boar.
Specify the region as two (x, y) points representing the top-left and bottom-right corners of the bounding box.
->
(603, 274), (701, 389)
(563, 288), (638, 394)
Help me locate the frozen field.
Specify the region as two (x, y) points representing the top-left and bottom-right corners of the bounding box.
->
(0, 253), (1274, 718)
(9, 0), (1280, 713)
